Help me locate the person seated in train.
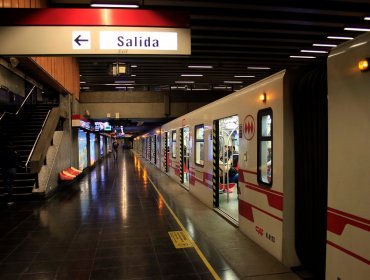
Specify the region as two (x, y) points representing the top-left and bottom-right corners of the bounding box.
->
(219, 154), (239, 184)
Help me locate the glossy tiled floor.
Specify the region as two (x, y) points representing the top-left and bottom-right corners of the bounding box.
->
(0, 150), (301, 280)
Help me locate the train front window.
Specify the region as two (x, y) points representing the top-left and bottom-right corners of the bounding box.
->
(257, 109), (273, 186)
(195, 124), (204, 166)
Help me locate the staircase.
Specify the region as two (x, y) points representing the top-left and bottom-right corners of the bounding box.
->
(0, 104), (57, 201)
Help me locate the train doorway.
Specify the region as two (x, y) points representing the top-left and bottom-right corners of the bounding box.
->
(214, 115), (239, 223)
(163, 132), (170, 173)
(180, 127), (190, 189)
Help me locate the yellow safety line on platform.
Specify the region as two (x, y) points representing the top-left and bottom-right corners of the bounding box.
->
(147, 176), (221, 280)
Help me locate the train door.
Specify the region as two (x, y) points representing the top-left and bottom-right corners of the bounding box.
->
(162, 132), (169, 173)
(180, 127), (190, 189)
(151, 135), (156, 165)
(213, 115), (239, 223)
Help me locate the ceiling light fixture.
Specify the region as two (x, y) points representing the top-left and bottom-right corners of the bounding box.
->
(181, 74), (203, 77)
(327, 36), (354, 40)
(90, 3), (139, 9)
(115, 81), (135, 83)
(234, 75), (255, 78)
(301, 50), (328, 54)
(247, 66), (270, 70)
(175, 81), (195, 84)
(313, 43), (337, 48)
(188, 65), (213, 69)
(365, 17), (370, 20)
(344, 27), (370, 32)
(290, 55), (316, 59)
(224, 81), (243, 84)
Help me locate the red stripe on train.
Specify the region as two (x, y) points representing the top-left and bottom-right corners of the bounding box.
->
(327, 208), (370, 235)
(239, 200), (283, 222)
(327, 240), (370, 265)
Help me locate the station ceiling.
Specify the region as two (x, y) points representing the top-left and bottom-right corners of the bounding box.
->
(45, 0), (370, 136)
(48, 0), (370, 93)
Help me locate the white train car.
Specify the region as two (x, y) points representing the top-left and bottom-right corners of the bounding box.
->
(326, 33), (370, 279)
(133, 32), (370, 279)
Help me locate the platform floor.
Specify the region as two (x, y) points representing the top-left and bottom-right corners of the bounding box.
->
(0, 150), (301, 280)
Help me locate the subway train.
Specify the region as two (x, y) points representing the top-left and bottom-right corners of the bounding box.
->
(133, 32), (370, 279)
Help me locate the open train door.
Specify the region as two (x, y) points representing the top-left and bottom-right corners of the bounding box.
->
(163, 132), (170, 173)
(212, 116), (240, 224)
(179, 127), (190, 189)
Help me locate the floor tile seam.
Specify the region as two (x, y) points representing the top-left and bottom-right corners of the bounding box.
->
(89, 165), (117, 280)
(0, 229), (37, 266)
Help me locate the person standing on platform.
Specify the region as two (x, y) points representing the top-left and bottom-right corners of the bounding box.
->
(0, 140), (19, 206)
(112, 138), (119, 161)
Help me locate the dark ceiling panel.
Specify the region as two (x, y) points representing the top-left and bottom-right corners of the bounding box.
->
(46, 0), (370, 136)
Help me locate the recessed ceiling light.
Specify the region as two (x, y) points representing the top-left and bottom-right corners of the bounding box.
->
(327, 36), (354, 40)
(224, 81), (243, 84)
(188, 65), (213, 69)
(301, 50), (328, 54)
(313, 43), (337, 48)
(344, 27), (370, 32)
(175, 81), (195, 84)
(234, 75), (255, 78)
(181, 74), (203, 77)
(91, 4), (139, 8)
(290, 55), (316, 59)
(115, 81), (135, 84)
(247, 67), (270, 70)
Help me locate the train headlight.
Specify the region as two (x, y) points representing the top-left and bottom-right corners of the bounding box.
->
(358, 58), (369, 72)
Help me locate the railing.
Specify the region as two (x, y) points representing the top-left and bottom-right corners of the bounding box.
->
(25, 109), (51, 171)
(0, 85), (37, 122)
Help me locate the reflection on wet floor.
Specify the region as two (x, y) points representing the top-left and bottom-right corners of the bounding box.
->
(0, 150), (300, 280)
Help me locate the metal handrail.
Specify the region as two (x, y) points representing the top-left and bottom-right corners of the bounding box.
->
(16, 85), (37, 115)
(25, 109), (51, 171)
(0, 85), (37, 121)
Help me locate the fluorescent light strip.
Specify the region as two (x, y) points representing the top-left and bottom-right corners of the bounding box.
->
(188, 65), (213, 69)
(116, 86), (126, 89)
(213, 86), (231, 89)
(175, 81), (194, 84)
(247, 66), (270, 70)
(365, 17), (370, 20)
(192, 88), (209, 91)
(344, 27), (370, 32)
(301, 50), (328, 54)
(290, 55), (316, 59)
(91, 4), (139, 8)
(114, 81), (135, 84)
(234, 75), (255, 78)
(131, 65), (138, 68)
(313, 43), (337, 47)
(181, 74), (203, 77)
(224, 81), (243, 84)
(327, 36), (353, 40)
(80, 81), (86, 84)
(131, 75), (136, 77)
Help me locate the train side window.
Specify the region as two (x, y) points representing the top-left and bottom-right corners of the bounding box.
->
(171, 130), (177, 158)
(257, 108), (273, 187)
(195, 124), (205, 166)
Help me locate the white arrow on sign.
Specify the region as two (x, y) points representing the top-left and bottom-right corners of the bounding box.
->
(72, 31), (91, 50)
